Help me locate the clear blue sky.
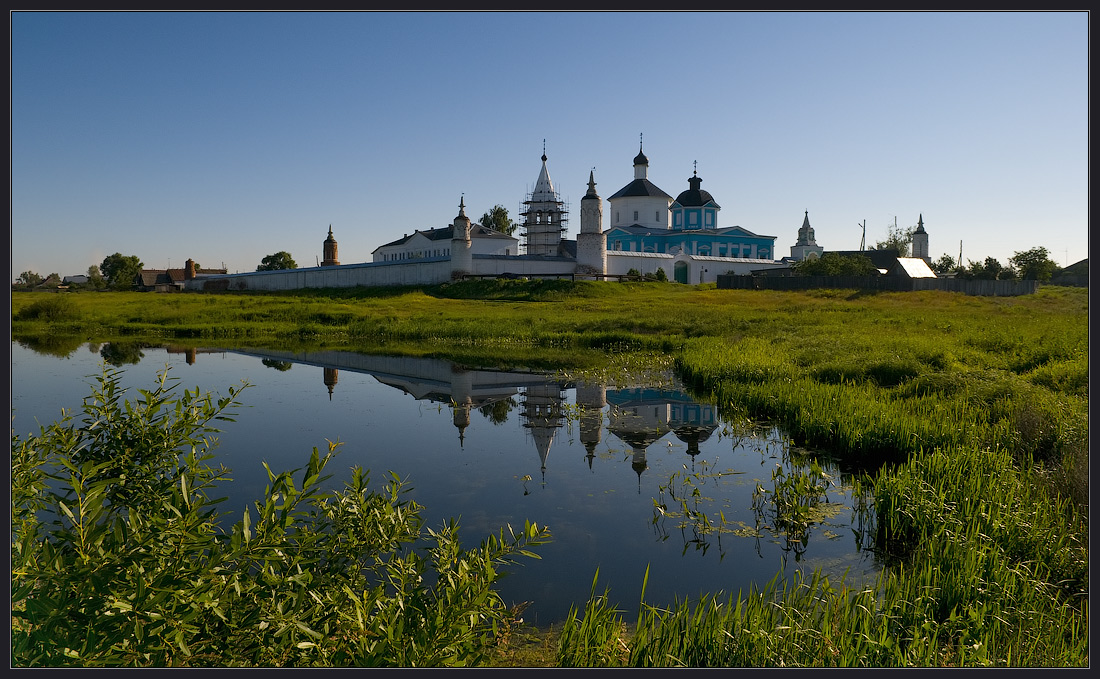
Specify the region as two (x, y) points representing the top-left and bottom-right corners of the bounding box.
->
(11, 11), (1089, 279)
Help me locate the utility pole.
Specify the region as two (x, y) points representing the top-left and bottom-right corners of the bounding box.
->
(858, 220), (866, 251)
(959, 240), (963, 266)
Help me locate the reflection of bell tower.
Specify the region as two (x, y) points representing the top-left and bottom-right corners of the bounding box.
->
(576, 381), (606, 470)
(323, 367), (338, 400)
(453, 400), (471, 446)
(450, 366), (474, 448)
(521, 383), (567, 482)
(631, 446), (648, 494)
(185, 347), (196, 365)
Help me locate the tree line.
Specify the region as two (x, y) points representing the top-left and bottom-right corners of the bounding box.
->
(793, 246), (1061, 281)
(794, 221), (1063, 281)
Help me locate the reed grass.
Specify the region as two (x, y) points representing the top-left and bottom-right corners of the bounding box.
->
(555, 442), (1088, 666)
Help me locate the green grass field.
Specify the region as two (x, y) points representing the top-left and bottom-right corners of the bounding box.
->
(11, 281), (1088, 666)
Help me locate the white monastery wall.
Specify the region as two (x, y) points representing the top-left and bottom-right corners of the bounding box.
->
(189, 260), (455, 291)
(191, 252), (791, 292)
(605, 252), (787, 284)
(470, 255), (577, 277)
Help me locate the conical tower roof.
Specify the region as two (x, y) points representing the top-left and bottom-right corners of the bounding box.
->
(583, 169), (599, 200)
(531, 153), (557, 202)
(796, 210), (817, 246)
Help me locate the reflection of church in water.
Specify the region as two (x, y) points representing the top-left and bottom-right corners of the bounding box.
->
(215, 347), (718, 485)
(595, 384), (719, 490)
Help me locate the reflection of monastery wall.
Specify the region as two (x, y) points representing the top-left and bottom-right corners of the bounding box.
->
(219, 348), (720, 484)
(228, 348), (551, 400)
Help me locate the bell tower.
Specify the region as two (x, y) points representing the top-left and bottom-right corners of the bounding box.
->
(519, 141), (568, 256)
(790, 211), (824, 261)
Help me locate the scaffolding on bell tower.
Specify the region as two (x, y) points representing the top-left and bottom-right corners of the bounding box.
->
(519, 193), (569, 257)
(519, 142), (570, 257)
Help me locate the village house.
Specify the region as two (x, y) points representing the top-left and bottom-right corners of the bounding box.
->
(135, 259), (227, 292)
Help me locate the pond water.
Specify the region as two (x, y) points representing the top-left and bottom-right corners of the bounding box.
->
(10, 340), (882, 625)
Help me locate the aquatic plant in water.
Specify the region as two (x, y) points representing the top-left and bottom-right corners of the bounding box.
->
(751, 459), (846, 561)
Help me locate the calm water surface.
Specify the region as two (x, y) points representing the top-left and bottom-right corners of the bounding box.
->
(11, 340), (882, 624)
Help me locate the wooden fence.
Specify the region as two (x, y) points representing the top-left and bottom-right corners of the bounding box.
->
(716, 275), (1040, 296)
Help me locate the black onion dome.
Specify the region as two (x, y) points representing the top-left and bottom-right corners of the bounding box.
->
(673, 174), (718, 208)
(634, 149), (649, 166)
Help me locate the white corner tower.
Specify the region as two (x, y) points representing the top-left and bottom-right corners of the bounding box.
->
(520, 142), (568, 256)
(576, 170), (606, 277)
(450, 196), (473, 279)
(912, 214), (929, 264)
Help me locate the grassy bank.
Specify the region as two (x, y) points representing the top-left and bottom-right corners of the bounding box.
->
(10, 281), (1089, 666)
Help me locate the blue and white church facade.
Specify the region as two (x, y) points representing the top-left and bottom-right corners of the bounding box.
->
(601, 145), (781, 283)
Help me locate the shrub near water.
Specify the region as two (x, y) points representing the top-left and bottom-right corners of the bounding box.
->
(14, 294), (81, 322)
(11, 366), (550, 667)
